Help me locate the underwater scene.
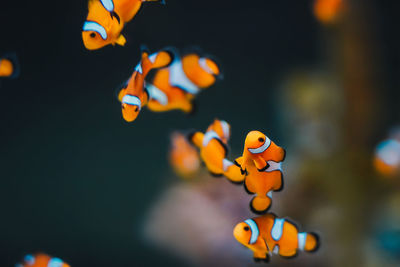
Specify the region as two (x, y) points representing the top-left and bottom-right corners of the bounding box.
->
(1, 0), (400, 266)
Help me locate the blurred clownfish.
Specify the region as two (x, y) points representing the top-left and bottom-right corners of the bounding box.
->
(235, 131), (285, 214)
(82, 0), (165, 50)
(16, 253), (70, 267)
(374, 139), (400, 177)
(233, 214), (319, 262)
(313, 0), (344, 24)
(169, 132), (201, 179)
(146, 50), (221, 114)
(189, 119), (245, 183)
(117, 48), (173, 122)
(0, 54), (20, 79)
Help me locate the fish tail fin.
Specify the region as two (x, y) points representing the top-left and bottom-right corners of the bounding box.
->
(250, 196), (271, 214)
(140, 48), (173, 77)
(298, 232), (320, 252)
(223, 160), (245, 184)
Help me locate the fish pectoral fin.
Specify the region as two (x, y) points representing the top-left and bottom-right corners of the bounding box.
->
(115, 34), (126, 46)
(118, 89), (126, 102)
(253, 156), (268, 171)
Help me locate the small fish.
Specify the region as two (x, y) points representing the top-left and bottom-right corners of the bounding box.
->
(374, 139), (400, 176)
(117, 48), (173, 122)
(0, 53), (19, 78)
(16, 253), (70, 267)
(169, 132), (201, 179)
(146, 50), (221, 114)
(189, 119), (245, 183)
(233, 214), (319, 262)
(235, 131), (286, 213)
(82, 0), (165, 50)
(313, 0), (343, 24)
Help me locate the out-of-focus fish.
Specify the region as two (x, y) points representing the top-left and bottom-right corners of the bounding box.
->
(82, 0), (165, 50)
(117, 48), (173, 122)
(169, 132), (201, 179)
(16, 253), (70, 267)
(233, 213), (319, 262)
(146, 51), (221, 114)
(0, 54), (19, 78)
(313, 0), (343, 24)
(189, 119), (245, 183)
(374, 139), (400, 176)
(235, 131), (285, 213)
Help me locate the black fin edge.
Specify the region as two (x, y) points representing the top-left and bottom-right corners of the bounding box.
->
(249, 197), (270, 215)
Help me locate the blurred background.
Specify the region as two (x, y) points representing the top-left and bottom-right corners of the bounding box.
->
(1, 0), (400, 266)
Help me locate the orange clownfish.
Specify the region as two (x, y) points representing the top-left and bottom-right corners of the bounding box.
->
(82, 0), (165, 50)
(233, 214), (319, 262)
(169, 132), (201, 179)
(16, 253), (70, 267)
(189, 119), (245, 183)
(117, 48), (173, 122)
(313, 0), (343, 24)
(0, 54), (19, 79)
(146, 51), (221, 114)
(235, 131), (286, 214)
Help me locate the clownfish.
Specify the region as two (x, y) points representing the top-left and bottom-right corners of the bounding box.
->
(0, 54), (19, 79)
(374, 139), (400, 176)
(146, 51), (221, 114)
(313, 0), (343, 24)
(189, 119), (245, 183)
(169, 132), (201, 179)
(235, 131), (286, 214)
(117, 48), (173, 122)
(233, 214), (319, 262)
(15, 253), (70, 267)
(82, 0), (165, 50)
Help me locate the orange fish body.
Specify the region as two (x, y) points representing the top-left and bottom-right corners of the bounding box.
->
(190, 120), (245, 183)
(16, 253), (70, 267)
(82, 0), (164, 50)
(169, 132), (201, 179)
(0, 54), (19, 78)
(233, 214), (319, 261)
(146, 53), (221, 114)
(118, 48), (173, 122)
(313, 0), (343, 24)
(236, 131), (285, 213)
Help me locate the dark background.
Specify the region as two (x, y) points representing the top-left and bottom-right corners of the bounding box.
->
(0, 0), (399, 266)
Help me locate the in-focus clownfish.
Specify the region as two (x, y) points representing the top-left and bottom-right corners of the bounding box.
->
(82, 0), (165, 50)
(233, 214), (319, 262)
(0, 54), (19, 79)
(169, 132), (201, 179)
(146, 50), (221, 114)
(235, 131), (286, 214)
(313, 0), (343, 24)
(189, 119), (245, 183)
(374, 139), (400, 177)
(16, 253), (70, 267)
(117, 48), (173, 122)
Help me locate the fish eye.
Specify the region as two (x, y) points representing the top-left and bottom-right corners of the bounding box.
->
(244, 226), (250, 231)
(90, 32), (96, 38)
(135, 106), (139, 112)
(258, 137), (265, 143)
